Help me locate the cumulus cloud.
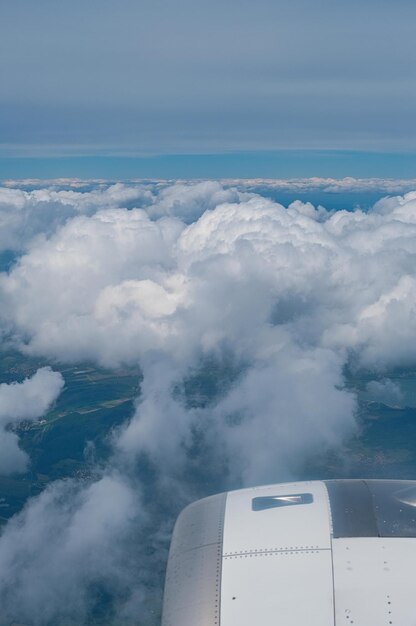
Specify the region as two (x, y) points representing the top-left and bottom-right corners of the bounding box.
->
(0, 367), (64, 474)
(0, 183), (154, 255)
(1, 180), (416, 623)
(145, 180), (247, 222)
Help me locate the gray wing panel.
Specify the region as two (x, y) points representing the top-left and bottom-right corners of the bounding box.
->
(325, 479), (416, 538)
(162, 492), (227, 626)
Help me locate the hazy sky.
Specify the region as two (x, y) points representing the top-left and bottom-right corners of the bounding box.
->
(1, 0), (416, 173)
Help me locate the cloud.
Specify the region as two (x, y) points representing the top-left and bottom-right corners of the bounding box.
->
(145, 180), (248, 222)
(224, 176), (416, 194)
(0, 474), (142, 626)
(0, 367), (64, 474)
(1, 180), (416, 623)
(365, 378), (403, 407)
(0, 183), (154, 254)
(3, 183), (416, 475)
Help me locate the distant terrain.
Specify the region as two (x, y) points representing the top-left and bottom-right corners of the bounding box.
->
(0, 350), (140, 526)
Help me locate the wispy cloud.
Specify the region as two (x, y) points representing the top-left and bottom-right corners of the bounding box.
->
(0, 368), (64, 474)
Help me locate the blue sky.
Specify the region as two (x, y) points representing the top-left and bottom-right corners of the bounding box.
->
(1, 0), (416, 177)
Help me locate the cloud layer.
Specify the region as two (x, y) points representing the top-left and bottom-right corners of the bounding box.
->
(1, 180), (416, 624)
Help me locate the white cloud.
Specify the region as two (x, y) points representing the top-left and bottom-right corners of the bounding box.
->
(0, 367), (64, 474)
(145, 180), (248, 222)
(3, 185), (416, 474)
(0, 183), (154, 254)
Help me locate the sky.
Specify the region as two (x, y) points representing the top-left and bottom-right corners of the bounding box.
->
(1, 0), (416, 177)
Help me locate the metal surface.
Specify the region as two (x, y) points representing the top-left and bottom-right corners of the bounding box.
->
(366, 480), (416, 538)
(325, 480), (379, 537)
(326, 479), (416, 538)
(161, 492), (226, 626)
(222, 481), (331, 555)
(332, 538), (416, 625)
(221, 482), (334, 626)
(221, 548), (334, 626)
